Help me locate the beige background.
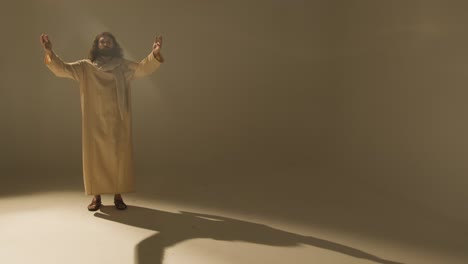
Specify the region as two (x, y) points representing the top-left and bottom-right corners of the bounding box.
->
(0, 0), (467, 257)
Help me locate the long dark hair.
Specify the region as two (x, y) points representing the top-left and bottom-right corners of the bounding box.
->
(88, 32), (123, 62)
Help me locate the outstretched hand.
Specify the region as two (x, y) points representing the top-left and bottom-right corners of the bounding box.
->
(40, 34), (53, 53)
(152, 35), (163, 56)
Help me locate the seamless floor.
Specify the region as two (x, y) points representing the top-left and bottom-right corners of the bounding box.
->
(1, 191), (466, 264)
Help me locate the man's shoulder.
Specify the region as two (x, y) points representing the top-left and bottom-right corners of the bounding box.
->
(121, 58), (138, 70)
(77, 59), (93, 65)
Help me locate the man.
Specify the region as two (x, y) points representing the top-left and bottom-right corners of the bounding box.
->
(40, 32), (164, 211)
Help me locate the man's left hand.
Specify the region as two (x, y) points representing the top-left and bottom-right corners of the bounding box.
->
(153, 35), (163, 56)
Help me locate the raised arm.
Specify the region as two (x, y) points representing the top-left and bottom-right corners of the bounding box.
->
(131, 35), (165, 79)
(40, 34), (84, 81)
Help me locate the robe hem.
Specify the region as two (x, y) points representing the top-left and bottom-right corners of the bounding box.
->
(85, 190), (136, 195)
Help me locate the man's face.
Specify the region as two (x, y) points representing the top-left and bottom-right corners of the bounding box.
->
(97, 35), (117, 57)
(98, 36), (114, 50)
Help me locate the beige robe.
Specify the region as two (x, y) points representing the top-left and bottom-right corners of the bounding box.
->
(45, 51), (161, 195)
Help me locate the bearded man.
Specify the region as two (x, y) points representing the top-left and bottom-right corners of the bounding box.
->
(40, 32), (164, 211)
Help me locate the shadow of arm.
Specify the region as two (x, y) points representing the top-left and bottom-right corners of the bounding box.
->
(301, 236), (405, 264)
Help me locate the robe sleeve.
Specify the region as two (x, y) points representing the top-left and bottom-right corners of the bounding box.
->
(129, 52), (163, 80)
(44, 52), (84, 82)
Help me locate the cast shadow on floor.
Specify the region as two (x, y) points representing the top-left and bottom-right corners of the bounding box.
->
(94, 206), (404, 264)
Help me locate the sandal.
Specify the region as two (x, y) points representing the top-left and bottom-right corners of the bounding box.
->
(87, 197), (102, 211)
(114, 198), (127, 210)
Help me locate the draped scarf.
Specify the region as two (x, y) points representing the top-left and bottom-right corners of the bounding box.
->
(93, 57), (127, 120)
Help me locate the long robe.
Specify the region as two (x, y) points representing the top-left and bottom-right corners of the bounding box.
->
(45, 51), (161, 195)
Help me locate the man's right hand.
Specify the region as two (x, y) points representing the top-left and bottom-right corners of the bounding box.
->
(40, 34), (52, 54)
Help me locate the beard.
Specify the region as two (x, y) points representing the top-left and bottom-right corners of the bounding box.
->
(97, 47), (119, 57)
